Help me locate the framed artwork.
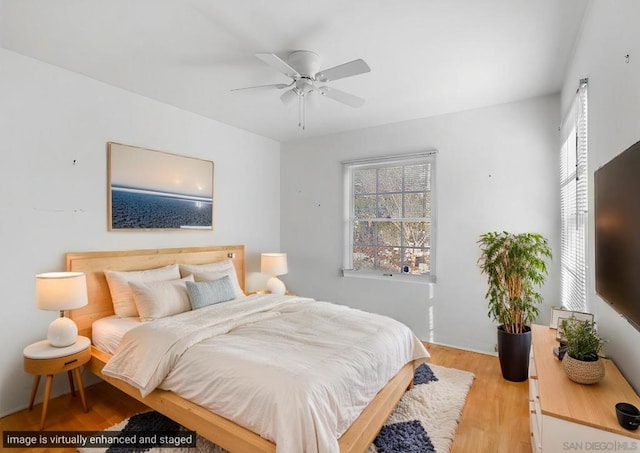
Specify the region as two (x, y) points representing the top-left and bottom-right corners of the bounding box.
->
(549, 307), (594, 329)
(108, 142), (214, 230)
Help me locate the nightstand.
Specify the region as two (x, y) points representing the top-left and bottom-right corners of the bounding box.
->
(23, 336), (91, 429)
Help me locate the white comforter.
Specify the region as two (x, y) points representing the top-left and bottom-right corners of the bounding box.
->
(103, 294), (429, 453)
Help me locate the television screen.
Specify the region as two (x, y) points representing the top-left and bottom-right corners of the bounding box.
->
(594, 140), (640, 332)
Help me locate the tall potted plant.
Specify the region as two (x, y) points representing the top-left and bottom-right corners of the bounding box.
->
(477, 231), (552, 381)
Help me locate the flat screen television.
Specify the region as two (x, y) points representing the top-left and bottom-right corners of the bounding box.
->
(594, 139), (640, 332)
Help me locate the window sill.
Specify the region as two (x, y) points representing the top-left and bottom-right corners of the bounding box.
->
(342, 269), (436, 286)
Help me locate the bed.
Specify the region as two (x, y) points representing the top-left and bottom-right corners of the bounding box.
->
(67, 245), (428, 453)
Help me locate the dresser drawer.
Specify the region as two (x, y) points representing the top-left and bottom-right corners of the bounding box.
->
(529, 400), (542, 453)
(529, 376), (540, 402)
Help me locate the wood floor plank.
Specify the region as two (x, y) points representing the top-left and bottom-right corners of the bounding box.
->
(1, 343), (530, 453)
(426, 343), (531, 453)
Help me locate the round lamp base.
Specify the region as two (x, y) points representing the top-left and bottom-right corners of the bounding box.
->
(47, 316), (78, 347)
(266, 277), (286, 295)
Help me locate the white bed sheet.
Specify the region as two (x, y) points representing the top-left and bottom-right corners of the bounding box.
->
(103, 294), (429, 453)
(92, 315), (143, 354)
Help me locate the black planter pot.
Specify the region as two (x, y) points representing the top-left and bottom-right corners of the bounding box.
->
(497, 325), (532, 382)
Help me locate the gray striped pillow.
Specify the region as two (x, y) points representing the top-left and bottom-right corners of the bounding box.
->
(185, 275), (236, 310)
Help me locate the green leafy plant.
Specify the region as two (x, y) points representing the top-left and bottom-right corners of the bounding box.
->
(477, 232), (552, 334)
(560, 317), (605, 362)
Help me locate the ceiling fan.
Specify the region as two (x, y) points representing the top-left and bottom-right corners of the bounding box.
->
(232, 50), (371, 130)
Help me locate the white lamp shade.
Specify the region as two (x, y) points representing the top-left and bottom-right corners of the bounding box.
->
(261, 253), (288, 276)
(36, 272), (88, 311)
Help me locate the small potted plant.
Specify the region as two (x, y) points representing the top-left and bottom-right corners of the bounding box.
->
(477, 231), (552, 382)
(560, 317), (606, 384)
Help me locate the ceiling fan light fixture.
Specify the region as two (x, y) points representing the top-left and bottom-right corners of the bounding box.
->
(295, 78), (314, 94)
(280, 89), (298, 106)
(233, 50), (370, 130)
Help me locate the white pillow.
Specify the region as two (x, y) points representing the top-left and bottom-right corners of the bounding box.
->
(130, 275), (194, 321)
(179, 260), (245, 298)
(104, 264), (180, 317)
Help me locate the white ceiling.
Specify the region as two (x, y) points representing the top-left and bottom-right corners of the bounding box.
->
(0, 0), (588, 142)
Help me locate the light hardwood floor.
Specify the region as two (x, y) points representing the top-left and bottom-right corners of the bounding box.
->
(426, 343), (531, 453)
(1, 343), (531, 452)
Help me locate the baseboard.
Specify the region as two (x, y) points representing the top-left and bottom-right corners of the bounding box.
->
(1, 405), (26, 418)
(422, 339), (498, 358)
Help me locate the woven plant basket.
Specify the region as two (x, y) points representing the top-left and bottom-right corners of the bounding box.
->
(562, 354), (605, 384)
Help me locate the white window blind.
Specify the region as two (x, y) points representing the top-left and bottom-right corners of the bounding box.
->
(560, 79), (588, 312)
(342, 152), (436, 281)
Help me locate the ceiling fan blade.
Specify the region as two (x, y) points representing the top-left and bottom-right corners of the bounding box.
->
(280, 88), (299, 106)
(319, 87), (365, 108)
(255, 53), (300, 79)
(315, 59), (370, 82)
(230, 82), (291, 92)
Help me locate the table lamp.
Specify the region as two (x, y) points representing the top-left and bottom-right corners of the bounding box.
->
(261, 253), (288, 295)
(36, 272), (88, 347)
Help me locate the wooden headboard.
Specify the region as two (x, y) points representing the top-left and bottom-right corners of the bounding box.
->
(66, 245), (245, 339)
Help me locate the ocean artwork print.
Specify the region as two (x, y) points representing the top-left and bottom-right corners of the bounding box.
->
(111, 185), (213, 229)
(108, 143), (214, 230)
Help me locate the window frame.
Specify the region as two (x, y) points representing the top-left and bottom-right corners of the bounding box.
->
(342, 151), (437, 284)
(560, 79), (588, 312)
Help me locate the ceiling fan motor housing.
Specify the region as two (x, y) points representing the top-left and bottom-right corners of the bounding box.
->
(287, 50), (320, 77)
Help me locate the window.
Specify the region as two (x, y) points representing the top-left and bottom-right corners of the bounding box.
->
(560, 79), (588, 312)
(342, 152), (436, 282)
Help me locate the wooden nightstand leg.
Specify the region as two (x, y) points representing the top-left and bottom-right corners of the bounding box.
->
(28, 375), (41, 410)
(67, 370), (76, 396)
(73, 367), (87, 412)
(40, 374), (53, 430)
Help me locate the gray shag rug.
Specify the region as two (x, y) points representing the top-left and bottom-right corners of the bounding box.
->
(79, 363), (474, 453)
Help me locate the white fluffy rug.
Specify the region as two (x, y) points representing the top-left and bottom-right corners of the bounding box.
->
(79, 363), (474, 453)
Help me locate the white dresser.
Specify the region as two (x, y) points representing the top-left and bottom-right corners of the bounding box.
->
(529, 324), (640, 452)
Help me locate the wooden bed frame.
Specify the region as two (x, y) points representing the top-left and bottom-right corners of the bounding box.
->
(67, 245), (417, 453)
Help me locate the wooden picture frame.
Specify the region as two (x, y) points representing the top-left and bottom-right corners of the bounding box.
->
(108, 142), (214, 230)
(549, 307), (594, 329)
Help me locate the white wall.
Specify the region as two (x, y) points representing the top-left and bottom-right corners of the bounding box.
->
(281, 95), (561, 354)
(0, 48), (281, 416)
(561, 0), (640, 392)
